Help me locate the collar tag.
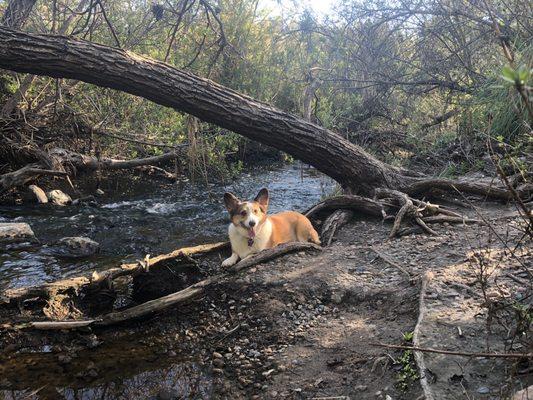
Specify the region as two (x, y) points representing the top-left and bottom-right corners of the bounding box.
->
(247, 238), (254, 247)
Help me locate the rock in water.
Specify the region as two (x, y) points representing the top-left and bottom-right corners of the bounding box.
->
(0, 223), (36, 243)
(28, 185), (48, 204)
(51, 236), (100, 258)
(47, 189), (72, 206)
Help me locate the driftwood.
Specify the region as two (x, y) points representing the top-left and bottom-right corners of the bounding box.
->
(0, 164), (67, 194)
(0, 148), (178, 195)
(305, 195), (386, 219)
(27, 184), (48, 203)
(320, 209), (354, 246)
(49, 148), (179, 172)
(372, 343), (533, 359)
(412, 272), (435, 400)
(7, 242), (321, 330)
(1, 241), (229, 304)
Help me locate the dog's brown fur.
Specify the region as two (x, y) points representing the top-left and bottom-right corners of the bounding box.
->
(221, 188), (320, 267)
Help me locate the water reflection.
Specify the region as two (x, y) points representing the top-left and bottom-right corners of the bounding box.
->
(1, 362), (212, 399)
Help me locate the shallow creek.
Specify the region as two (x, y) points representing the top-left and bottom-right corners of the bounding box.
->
(0, 163), (334, 399)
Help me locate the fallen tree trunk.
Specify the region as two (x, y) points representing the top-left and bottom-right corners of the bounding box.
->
(8, 242), (321, 329)
(0, 28), (527, 201)
(0, 28), (412, 195)
(49, 148), (179, 172)
(1, 241), (229, 304)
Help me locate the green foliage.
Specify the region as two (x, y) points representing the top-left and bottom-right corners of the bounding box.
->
(395, 332), (419, 392)
(5, 0), (532, 180)
(501, 65), (531, 86)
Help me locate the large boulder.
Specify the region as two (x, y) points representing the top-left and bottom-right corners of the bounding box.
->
(50, 236), (100, 258)
(0, 222), (36, 244)
(47, 189), (72, 206)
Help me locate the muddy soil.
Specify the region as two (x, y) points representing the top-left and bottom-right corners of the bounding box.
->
(0, 202), (531, 400)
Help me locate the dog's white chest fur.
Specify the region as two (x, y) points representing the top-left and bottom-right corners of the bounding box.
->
(226, 219), (272, 261)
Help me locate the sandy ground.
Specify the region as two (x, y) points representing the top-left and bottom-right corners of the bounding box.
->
(0, 201), (531, 400)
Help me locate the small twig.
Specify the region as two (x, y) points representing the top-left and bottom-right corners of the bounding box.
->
(504, 272), (530, 286)
(369, 246), (412, 280)
(371, 343), (533, 359)
(415, 216), (438, 235)
(96, 0), (121, 47)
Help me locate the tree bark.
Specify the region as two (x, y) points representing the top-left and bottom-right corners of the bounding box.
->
(0, 28), (410, 194)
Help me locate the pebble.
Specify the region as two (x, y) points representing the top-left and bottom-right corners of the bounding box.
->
(87, 369), (98, 378)
(57, 354), (72, 364)
(213, 359), (225, 368)
(477, 386), (490, 394)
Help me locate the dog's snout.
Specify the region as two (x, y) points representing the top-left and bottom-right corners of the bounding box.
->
(248, 220), (256, 227)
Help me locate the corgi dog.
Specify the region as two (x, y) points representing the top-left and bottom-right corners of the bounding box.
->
(221, 188), (320, 267)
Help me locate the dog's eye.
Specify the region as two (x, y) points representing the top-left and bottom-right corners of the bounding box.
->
(240, 210), (247, 216)
(253, 209), (258, 214)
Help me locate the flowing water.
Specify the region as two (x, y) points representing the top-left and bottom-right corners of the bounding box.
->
(0, 164), (334, 291)
(0, 163), (335, 399)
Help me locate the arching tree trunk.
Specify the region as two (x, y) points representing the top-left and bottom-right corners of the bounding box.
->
(0, 27), (413, 195)
(0, 27), (528, 203)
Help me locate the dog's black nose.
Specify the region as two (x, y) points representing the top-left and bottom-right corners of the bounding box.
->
(249, 221), (256, 227)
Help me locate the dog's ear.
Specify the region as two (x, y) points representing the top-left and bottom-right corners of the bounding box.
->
(224, 192), (240, 214)
(254, 188), (269, 210)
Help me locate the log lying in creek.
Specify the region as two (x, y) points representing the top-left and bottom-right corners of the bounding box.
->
(1, 242), (229, 305)
(5, 242), (321, 330)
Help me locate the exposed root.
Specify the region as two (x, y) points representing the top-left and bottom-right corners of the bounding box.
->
(421, 215), (480, 224)
(414, 216), (437, 236)
(304, 187), (481, 240)
(374, 188), (476, 238)
(320, 209), (354, 246)
(375, 189), (419, 238)
(405, 178), (532, 201)
(304, 195), (386, 219)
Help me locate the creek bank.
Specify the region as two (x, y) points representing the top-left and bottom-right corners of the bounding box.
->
(0, 202), (529, 399)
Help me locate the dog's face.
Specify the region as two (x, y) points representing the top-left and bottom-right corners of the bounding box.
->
(224, 188), (269, 238)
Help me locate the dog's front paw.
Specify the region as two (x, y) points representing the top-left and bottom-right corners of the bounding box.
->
(222, 255), (238, 268)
